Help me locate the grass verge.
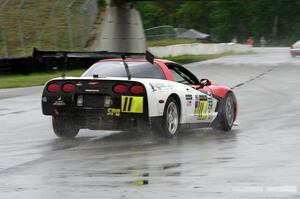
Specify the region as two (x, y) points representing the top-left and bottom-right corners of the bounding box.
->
(160, 52), (233, 64)
(0, 69), (84, 89)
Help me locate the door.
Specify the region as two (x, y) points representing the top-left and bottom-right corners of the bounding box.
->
(166, 63), (215, 124)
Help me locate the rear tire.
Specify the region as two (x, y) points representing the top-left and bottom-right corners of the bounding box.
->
(152, 97), (180, 138)
(52, 116), (80, 138)
(212, 92), (235, 131)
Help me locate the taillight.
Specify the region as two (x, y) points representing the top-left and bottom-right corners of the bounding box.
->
(47, 83), (60, 93)
(62, 83), (75, 93)
(113, 84), (128, 94)
(130, 85), (145, 95)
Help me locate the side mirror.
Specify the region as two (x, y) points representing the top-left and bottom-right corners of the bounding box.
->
(199, 79), (212, 87)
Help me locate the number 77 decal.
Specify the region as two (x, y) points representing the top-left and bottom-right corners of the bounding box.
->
(194, 95), (208, 120)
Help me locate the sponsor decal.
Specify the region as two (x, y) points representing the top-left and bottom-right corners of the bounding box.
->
(185, 94), (193, 100)
(152, 82), (174, 91)
(121, 96), (144, 113)
(53, 100), (66, 106)
(194, 95), (208, 120)
(107, 108), (121, 117)
(186, 100), (192, 107)
(207, 97), (214, 120)
(53, 96), (66, 106)
(208, 97), (213, 110)
(149, 83), (157, 92)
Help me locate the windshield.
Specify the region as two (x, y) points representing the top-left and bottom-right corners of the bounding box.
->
(82, 61), (166, 79)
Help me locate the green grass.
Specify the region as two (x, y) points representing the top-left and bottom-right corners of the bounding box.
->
(160, 53), (233, 64)
(0, 69), (84, 89)
(147, 39), (201, 47)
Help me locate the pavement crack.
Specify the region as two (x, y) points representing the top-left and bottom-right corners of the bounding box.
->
(0, 110), (27, 116)
(163, 163), (182, 170)
(231, 66), (277, 89)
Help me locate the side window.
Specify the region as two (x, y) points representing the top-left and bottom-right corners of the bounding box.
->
(169, 68), (190, 84)
(167, 63), (197, 85)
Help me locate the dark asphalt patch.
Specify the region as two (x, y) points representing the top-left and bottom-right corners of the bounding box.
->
(165, 171), (181, 176)
(0, 110), (27, 116)
(48, 138), (90, 151)
(163, 163), (182, 170)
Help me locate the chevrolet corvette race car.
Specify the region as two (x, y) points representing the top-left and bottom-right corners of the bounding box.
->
(36, 49), (238, 138)
(290, 40), (300, 57)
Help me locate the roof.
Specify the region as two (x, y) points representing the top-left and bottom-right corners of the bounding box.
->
(99, 58), (174, 64)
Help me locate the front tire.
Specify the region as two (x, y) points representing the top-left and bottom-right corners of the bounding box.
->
(52, 116), (80, 138)
(152, 97), (180, 138)
(212, 92), (235, 131)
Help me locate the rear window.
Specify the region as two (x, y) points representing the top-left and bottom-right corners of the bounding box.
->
(82, 61), (166, 79)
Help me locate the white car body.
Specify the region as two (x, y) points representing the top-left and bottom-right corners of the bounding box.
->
(48, 76), (218, 125)
(137, 78), (218, 124)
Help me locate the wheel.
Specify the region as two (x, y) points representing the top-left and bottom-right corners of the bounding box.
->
(212, 92), (235, 131)
(152, 97), (180, 138)
(52, 116), (80, 138)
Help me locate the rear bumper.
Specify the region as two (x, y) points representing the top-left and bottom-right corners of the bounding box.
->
(42, 95), (149, 130)
(49, 108), (150, 130)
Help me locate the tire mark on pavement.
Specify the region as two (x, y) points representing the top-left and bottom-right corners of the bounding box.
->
(231, 66), (277, 89)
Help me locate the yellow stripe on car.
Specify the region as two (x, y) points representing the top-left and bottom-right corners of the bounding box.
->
(199, 100), (208, 120)
(121, 96), (144, 113)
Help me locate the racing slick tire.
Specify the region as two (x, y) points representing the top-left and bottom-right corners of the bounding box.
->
(212, 92), (235, 131)
(152, 97), (180, 138)
(52, 116), (80, 138)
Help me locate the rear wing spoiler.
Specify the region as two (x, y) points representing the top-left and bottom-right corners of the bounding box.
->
(32, 48), (155, 78)
(33, 48), (154, 63)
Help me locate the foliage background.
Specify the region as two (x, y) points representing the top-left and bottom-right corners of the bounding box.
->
(134, 0), (300, 46)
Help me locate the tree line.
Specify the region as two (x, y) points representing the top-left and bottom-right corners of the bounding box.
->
(134, 0), (300, 46)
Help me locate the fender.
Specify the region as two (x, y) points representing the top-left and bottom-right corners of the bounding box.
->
(194, 85), (231, 99)
(207, 85), (232, 99)
(207, 85), (238, 121)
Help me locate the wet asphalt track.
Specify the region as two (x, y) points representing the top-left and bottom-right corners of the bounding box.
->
(1, 48), (300, 198)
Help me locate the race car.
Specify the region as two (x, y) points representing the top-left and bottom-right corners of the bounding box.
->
(36, 49), (238, 138)
(290, 40), (300, 57)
